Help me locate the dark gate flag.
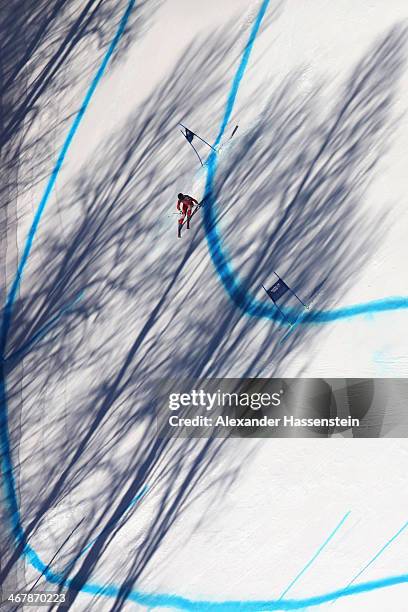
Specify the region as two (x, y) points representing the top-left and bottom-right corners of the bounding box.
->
(266, 279), (289, 303)
(185, 128), (194, 143)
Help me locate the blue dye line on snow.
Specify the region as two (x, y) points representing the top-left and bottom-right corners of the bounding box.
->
(334, 519), (408, 603)
(0, 0), (139, 590)
(201, 0), (408, 326)
(1, 0), (408, 609)
(0, 0), (134, 355)
(279, 511), (351, 600)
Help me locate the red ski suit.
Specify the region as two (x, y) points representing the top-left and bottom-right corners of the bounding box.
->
(177, 195), (198, 226)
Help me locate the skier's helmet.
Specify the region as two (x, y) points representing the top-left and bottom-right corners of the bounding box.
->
(178, 193), (184, 200)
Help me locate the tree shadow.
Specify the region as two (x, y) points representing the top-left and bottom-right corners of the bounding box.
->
(0, 13), (406, 612)
(205, 23), (406, 370)
(0, 17), (259, 609)
(0, 0), (159, 602)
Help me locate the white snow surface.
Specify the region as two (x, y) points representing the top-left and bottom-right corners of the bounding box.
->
(6, 1), (408, 611)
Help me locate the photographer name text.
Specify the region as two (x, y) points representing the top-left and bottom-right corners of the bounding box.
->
(168, 415), (360, 428)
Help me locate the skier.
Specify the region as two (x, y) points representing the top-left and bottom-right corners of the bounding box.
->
(177, 193), (198, 237)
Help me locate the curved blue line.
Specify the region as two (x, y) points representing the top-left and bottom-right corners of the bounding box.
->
(201, 2), (408, 326)
(0, 0), (139, 586)
(1, 0), (407, 610)
(9, 542), (408, 611)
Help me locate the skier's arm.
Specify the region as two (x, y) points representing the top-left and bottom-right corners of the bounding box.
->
(191, 197), (199, 205)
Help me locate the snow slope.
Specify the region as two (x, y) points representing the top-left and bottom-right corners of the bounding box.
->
(2, 1), (408, 610)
